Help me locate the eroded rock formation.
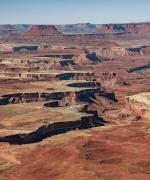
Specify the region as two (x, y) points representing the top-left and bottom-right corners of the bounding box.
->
(95, 46), (150, 58)
(0, 114), (104, 145)
(26, 25), (62, 36)
(125, 92), (150, 120)
(97, 23), (150, 34)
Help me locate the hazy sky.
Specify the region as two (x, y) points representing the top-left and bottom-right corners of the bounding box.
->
(0, 0), (150, 24)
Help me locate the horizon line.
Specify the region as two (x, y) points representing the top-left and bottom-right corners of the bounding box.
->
(0, 21), (150, 26)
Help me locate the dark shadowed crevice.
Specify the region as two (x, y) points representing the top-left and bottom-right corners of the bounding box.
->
(0, 115), (105, 145)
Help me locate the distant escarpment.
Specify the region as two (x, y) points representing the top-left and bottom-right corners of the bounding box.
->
(56, 22), (150, 34)
(25, 25), (62, 36)
(0, 24), (26, 40)
(56, 23), (98, 34)
(97, 23), (150, 34)
(95, 46), (150, 58)
(1, 22), (150, 42)
(3, 22), (150, 45)
(3, 25), (117, 46)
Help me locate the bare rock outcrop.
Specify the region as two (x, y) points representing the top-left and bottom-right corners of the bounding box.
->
(96, 47), (127, 57)
(97, 23), (150, 34)
(96, 46), (150, 58)
(75, 52), (102, 64)
(26, 25), (62, 36)
(125, 92), (150, 120)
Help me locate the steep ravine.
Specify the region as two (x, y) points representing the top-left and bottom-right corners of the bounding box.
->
(0, 114), (105, 145)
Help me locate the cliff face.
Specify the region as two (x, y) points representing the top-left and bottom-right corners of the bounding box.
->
(125, 92), (150, 120)
(97, 23), (150, 34)
(26, 25), (62, 36)
(0, 114), (104, 145)
(95, 46), (150, 58)
(76, 53), (102, 64)
(56, 23), (97, 34)
(10, 25), (64, 43)
(0, 87), (101, 106)
(96, 47), (127, 57)
(56, 23), (150, 34)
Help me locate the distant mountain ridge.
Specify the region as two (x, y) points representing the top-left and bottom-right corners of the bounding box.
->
(55, 23), (99, 34)
(0, 22), (150, 40)
(56, 22), (150, 34)
(0, 24), (30, 39)
(98, 23), (150, 34)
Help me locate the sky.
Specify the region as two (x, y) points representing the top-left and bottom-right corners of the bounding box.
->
(0, 0), (150, 24)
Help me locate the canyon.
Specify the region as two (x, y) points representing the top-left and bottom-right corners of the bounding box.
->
(0, 23), (149, 180)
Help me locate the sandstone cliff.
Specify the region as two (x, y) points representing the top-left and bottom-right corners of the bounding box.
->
(125, 92), (150, 120)
(26, 25), (62, 36)
(95, 46), (150, 58)
(97, 23), (150, 34)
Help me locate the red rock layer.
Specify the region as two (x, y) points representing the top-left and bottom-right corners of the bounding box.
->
(25, 25), (62, 36)
(97, 23), (150, 34)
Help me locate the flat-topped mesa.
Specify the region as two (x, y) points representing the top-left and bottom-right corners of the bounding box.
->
(26, 25), (62, 36)
(9, 25), (64, 43)
(97, 23), (150, 34)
